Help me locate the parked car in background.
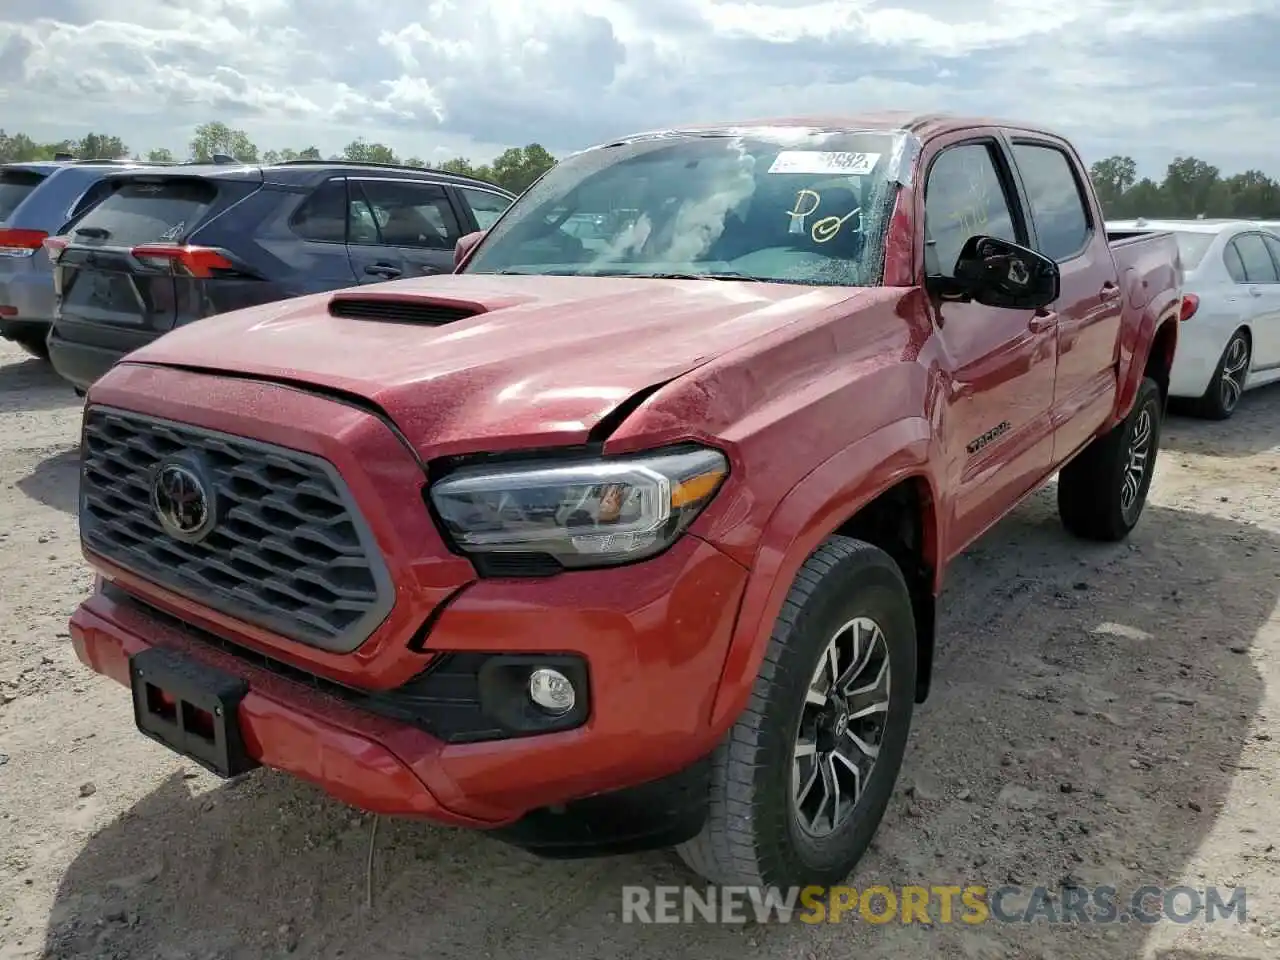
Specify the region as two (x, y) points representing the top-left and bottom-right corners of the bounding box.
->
(43, 160), (514, 391)
(69, 113), (1180, 888)
(0, 159), (163, 359)
(1109, 217), (1280, 418)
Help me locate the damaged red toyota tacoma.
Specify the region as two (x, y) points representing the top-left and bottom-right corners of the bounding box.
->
(69, 113), (1182, 888)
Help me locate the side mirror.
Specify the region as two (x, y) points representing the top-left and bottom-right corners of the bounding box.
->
(938, 235), (1059, 310)
(454, 230), (485, 270)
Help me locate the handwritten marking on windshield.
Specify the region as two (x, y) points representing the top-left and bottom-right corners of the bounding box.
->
(785, 189), (861, 243)
(786, 189), (822, 233)
(812, 207), (861, 243)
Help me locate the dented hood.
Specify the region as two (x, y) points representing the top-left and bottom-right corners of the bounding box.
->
(123, 274), (871, 456)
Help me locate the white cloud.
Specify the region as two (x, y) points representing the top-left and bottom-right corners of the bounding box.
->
(0, 0), (1277, 176)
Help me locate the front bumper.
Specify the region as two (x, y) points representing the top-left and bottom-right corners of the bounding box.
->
(71, 361), (752, 842)
(72, 529), (748, 827)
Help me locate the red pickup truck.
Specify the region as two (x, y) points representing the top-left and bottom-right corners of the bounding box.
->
(69, 112), (1181, 890)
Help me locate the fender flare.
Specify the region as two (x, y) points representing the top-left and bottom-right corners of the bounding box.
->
(1114, 300), (1180, 424)
(707, 416), (941, 731)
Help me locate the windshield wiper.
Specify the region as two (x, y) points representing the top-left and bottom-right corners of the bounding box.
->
(587, 270), (764, 281)
(74, 226), (110, 239)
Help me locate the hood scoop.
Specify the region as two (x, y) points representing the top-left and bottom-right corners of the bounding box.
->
(328, 292), (485, 326)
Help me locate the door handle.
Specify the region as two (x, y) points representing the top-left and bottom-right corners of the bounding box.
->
(1249, 286), (1263, 298)
(1028, 310), (1058, 333)
(364, 263), (401, 279)
(1100, 280), (1121, 300)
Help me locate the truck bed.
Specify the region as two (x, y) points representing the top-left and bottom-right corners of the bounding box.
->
(1107, 228), (1183, 296)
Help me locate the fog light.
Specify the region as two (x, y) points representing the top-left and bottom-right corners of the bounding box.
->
(528, 668), (575, 715)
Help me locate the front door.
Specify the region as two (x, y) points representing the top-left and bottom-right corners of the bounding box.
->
(1006, 138), (1123, 461)
(922, 138), (1059, 553)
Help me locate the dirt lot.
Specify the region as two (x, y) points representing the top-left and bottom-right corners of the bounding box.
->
(1, 337), (1277, 960)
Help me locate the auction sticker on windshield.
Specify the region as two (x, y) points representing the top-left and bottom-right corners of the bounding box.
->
(768, 151), (880, 175)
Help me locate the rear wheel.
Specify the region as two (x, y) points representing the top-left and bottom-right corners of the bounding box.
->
(675, 536), (916, 889)
(1194, 329), (1250, 420)
(1058, 375), (1162, 542)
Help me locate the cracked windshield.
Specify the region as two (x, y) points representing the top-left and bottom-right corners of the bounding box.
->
(463, 131), (902, 285)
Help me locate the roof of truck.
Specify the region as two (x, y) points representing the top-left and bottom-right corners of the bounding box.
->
(609, 111), (1066, 143)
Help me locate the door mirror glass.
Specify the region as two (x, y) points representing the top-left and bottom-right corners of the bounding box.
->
(455, 230), (485, 269)
(943, 234), (1060, 310)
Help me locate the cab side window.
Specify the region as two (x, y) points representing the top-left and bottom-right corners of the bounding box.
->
(924, 143), (1019, 278)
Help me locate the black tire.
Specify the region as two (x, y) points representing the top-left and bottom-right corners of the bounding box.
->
(12, 332), (50, 361)
(675, 536), (917, 889)
(1058, 375), (1162, 542)
(1193, 329), (1250, 420)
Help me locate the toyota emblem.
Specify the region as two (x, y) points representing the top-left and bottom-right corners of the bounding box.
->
(151, 461), (216, 541)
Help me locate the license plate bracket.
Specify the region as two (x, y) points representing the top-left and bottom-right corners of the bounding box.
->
(129, 647), (259, 778)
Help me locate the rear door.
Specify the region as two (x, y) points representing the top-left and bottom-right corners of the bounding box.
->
(1005, 135), (1123, 461)
(53, 170), (262, 339)
(345, 178), (463, 282)
(281, 176), (362, 289)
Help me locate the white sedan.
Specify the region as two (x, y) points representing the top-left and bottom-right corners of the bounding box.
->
(1108, 218), (1280, 419)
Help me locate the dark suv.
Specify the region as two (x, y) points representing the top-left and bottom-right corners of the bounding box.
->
(1, 159), (171, 358)
(45, 160), (516, 391)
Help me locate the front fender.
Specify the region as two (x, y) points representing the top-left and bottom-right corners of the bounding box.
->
(707, 416), (940, 731)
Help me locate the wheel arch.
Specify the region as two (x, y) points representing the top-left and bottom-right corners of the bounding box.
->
(1143, 317), (1179, 406)
(707, 418), (944, 733)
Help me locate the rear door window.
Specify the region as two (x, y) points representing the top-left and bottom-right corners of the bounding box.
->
(1261, 234), (1280, 276)
(0, 169), (48, 221)
(1224, 242), (1247, 282)
(458, 187), (513, 229)
(71, 178), (219, 246)
(1232, 233), (1279, 283)
(351, 180), (463, 249)
(1010, 142), (1091, 261)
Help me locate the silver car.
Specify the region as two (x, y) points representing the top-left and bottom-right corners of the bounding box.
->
(0, 159), (164, 359)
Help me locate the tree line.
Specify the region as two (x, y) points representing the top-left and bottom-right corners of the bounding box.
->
(0, 122), (557, 195)
(5, 123), (1280, 218)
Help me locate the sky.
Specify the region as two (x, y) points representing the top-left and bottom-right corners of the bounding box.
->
(0, 0), (1277, 179)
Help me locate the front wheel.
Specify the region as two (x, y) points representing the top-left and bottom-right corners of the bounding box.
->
(1057, 375), (1162, 542)
(675, 536), (917, 889)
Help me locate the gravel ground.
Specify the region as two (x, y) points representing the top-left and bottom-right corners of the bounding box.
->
(1, 336), (1277, 960)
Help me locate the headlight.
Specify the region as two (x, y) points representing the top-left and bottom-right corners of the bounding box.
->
(429, 444), (729, 569)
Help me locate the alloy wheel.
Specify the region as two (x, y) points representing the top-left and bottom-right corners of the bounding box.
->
(791, 617), (891, 838)
(1220, 336), (1249, 413)
(1120, 406), (1153, 521)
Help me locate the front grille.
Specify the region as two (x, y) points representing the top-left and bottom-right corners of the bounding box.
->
(328, 296), (480, 325)
(80, 406), (394, 653)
